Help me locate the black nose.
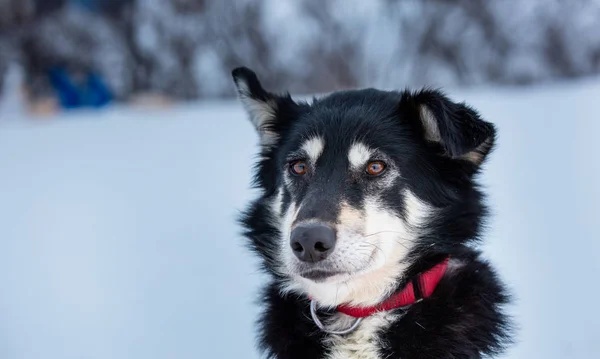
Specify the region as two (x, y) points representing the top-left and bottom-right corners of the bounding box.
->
(290, 223), (336, 263)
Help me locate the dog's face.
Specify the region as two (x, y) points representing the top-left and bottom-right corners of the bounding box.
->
(233, 68), (495, 307)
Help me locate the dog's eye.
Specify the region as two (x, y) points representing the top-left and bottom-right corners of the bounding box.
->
(366, 161), (386, 176)
(289, 160), (307, 176)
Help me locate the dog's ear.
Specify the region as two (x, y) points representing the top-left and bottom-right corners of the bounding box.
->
(232, 67), (299, 147)
(402, 89), (496, 166)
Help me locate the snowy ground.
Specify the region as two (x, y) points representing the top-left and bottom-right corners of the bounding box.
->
(0, 80), (599, 359)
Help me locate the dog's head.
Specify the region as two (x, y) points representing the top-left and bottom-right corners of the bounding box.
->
(233, 67), (495, 307)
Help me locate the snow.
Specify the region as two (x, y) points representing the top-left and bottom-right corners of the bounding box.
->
(0, 79), (599, 358)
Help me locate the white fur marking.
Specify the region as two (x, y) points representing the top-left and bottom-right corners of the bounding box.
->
(348, 142), (373, 171)
(273, 202), (295, 281)
(326, 312), (397, 359)
(403, 189), (433, 229)
(270, 187), (284, 219)
(279, 201), (304, 280)
(301, 137), (325, 165)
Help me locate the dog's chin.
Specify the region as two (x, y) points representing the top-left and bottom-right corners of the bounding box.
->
(298, 269), (348, 283)
(287, 255), (409, 307)
(293, 260), (374, 284)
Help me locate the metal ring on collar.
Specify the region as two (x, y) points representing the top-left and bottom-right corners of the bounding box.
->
(310, 300), (363, 335)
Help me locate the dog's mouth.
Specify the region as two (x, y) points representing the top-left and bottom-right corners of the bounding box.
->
(298, 269), (345, 282)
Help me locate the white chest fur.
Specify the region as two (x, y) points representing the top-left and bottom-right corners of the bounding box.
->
(325, 312), (398, 359)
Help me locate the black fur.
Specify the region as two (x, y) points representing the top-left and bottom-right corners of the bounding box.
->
(233, 67), (513, 358)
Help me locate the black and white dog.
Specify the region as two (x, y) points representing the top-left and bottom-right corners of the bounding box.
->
(232, 67), (512, 359)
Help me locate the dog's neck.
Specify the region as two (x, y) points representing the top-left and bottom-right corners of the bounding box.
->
(336, 257), (449, 318)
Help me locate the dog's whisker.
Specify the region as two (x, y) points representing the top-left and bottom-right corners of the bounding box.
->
(393, 240), (410, 250)
(415, 321), (426, 330)
(363, 231), (419, 242)
(362, 242), (385, 254)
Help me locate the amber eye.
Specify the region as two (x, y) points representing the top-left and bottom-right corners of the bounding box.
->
(290, 160), (307, 175)
(366, 161), (386, 176)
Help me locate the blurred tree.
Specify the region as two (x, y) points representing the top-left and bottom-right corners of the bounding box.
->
(4, 0), (600, 103)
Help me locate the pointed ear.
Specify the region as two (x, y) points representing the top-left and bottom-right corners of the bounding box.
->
(231, 67), (294, 147)
(402, 89), (496, 166)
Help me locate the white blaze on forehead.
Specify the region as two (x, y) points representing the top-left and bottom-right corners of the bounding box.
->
(301, 136), (325, 164)
(348, 142), (374, 170)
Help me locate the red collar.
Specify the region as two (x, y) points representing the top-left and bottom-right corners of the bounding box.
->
(336, 257), (450, 318)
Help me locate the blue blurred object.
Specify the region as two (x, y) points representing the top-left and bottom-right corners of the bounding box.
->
(48, 67), (80, 109)
(84, 72), (113, 108)
(48, 67), (112, 110)
(72, 0), (98, 12)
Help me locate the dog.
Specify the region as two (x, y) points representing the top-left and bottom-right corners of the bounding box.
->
(232, 67), (512, 359)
